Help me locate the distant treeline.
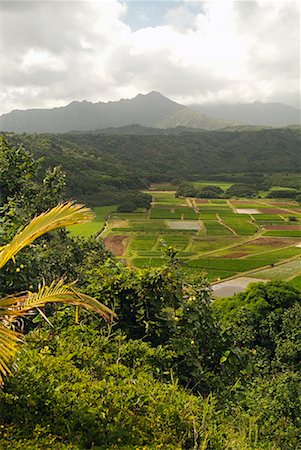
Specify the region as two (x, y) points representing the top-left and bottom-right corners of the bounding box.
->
(4, 128), (301, 205)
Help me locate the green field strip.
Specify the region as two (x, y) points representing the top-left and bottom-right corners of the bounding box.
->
(243, 246), (301, 261)
(253, 214), (285, 221)
(289, 275), (301, 289)
(263, 230), (301, 237)
(197, 206), (232, 212)
(251, 260), (301, 281)
(220, 216), (258, 235)
(155, 234), (190, 250)
(256, 220), (287, 226)
(192, 180), (233, 190)
(199, 213), (218, 220)
(68, 205), (117, 238)
(203, 220), (234, 236)
(185, 258), (279, 272)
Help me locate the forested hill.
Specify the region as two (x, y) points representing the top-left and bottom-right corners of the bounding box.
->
(4, 127), (301, 205)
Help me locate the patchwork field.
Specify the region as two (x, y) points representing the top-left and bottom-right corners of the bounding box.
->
(70, 191), (301, 289)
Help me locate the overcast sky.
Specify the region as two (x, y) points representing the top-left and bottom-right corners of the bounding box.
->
(0, 0), (300, 114)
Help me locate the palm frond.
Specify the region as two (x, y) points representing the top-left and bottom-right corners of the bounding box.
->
(0, 325), (22, 385)
(0, 279), (117, 322)
(0, 280), (116, 384)
(0, 202), (94, 270)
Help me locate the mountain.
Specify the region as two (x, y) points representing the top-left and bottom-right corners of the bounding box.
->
(189, 102), (301, 127)
(0, 92), (234, 133)
(155, 108), (241, 130)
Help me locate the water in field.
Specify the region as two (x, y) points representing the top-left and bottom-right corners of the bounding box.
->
(212, 276), (267, 298)
(167, 220), (200, 230)
(235, 208), (260, 214)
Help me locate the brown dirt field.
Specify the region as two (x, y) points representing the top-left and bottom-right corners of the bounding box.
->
(251, 237), (300, 246)
(270, 202), (297, 206)
(223, 252), (249, 259)
(264, 225), (301, 231)
(104, 235), (127, 256)
(258, 208), (289, 214)
(286, 209), (301, 213)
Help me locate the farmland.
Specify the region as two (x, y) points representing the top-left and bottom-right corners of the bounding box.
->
(70, 190), (301, 287)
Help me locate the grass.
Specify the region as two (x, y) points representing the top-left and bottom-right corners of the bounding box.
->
(254, 214), (285, 221)
(252, 260), (301, 281)
(185, 258), (276, 272)
(289, 275), (301, 289)
(129, 236), (158, 251)
(150, 208), (182, 219)
(264, 230), (301, 237)
(220, 216), (257, 235)
(157, 234), (189, 250)
(203, 220), (233, 236)
(68, 205), (117, 238)
(193, 180), (234, 190)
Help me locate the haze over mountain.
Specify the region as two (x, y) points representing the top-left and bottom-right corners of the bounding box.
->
(0, 92), (237, 133)
(190, 102), (301, 127)
(0, 92), (299, 134)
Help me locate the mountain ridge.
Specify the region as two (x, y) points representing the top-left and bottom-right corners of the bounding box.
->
(1, 91), (299, 133)
(0, 92), (237, 133)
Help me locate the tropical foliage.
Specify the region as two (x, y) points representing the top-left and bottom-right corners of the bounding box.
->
(0, 202), (116, 384)
(0, 136), (300, 449)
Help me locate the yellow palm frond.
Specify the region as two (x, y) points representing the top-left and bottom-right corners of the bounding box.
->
(0, 202), (94, 270)
(0, 280), (116, 384)
(0, 325), (22, 385)
(0, 279), (117, 322)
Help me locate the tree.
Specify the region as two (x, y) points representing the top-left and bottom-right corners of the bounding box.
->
(0, 202), (116, 384)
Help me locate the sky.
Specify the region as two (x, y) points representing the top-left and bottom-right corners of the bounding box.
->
(0, 0), (300, 114)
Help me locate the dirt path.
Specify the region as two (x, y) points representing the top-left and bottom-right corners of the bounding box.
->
(216, 213), (237, 235)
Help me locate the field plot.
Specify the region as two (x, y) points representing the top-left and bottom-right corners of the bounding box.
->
(251, 260), (301, 281)
(235, 208), (260, 214)
(264, 230), (301, 237)
(220, 214), (258, 235)
(203, 220), (233, 236)
(167, 220), (200, 230)
(68, 205), (117, 237)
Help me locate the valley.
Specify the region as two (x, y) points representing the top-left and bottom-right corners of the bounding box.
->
(69, 186), (301, 295)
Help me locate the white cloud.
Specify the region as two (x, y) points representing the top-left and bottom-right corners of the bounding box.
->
(0, 0), (300, 114)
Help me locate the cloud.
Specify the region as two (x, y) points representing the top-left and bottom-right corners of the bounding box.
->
(0, 0), (300, 114)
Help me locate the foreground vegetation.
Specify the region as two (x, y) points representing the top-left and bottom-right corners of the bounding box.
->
(0, 136), (300, 449)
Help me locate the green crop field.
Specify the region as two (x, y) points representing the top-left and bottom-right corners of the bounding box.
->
(68, 205), (117, 237)
(289, 275), (301, 289)
(220, 215), (258, 235)
(203, 220), (233, 236)
(193, 180), (234, 190)
(70, 195), (301, 284)
(264, 230), (301, 237)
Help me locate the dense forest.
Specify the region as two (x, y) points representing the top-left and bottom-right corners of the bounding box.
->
(3, 127), (301, 205)
(0, 136), (300, 449)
